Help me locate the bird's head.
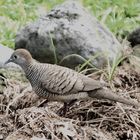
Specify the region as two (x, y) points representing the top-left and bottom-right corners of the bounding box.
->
(5, 49), (33, 67)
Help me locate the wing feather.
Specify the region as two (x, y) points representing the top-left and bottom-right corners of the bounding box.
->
(40, 64), (102, 95)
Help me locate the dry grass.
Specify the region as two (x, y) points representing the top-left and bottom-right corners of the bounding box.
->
(0, 63), (140, 140)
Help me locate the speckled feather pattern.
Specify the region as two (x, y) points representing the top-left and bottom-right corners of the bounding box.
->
(7, 49), (140, 107)
(24, 61), (101, 101)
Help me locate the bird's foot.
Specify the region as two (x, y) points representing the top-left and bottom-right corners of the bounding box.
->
(57, 102), (67, 116)
(57, 99), (77, 116)
(37, 99), (48, 107)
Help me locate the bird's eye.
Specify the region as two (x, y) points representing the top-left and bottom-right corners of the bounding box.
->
(13, 55), (17, 59)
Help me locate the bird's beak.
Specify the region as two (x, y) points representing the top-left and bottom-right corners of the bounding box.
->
(4, 58), (12, 65)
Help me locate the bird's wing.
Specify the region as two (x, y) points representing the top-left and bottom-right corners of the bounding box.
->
(80, 75), (102, 91)
(40, 65), (81, 94)
(40, 65), (102, 95)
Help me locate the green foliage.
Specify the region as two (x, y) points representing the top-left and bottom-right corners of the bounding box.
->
(106, 54), (127, 81)
(49, 32), (58, 64)
(83, 0), (140, 38)
(0, 0), (64, 48)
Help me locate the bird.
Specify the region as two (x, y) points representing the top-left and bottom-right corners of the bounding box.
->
(5, 49), (140, 113)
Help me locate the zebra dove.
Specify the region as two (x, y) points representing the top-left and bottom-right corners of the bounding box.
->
(5, 49), (140, 108)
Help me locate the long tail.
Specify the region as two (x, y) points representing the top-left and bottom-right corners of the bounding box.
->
(88, 88), (140, 107)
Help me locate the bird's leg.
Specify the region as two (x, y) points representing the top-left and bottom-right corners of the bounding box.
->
(57, 99), (77, 116)
(57, 102), (68, 116)
(68, 99), (77, 108)
(37, 99), (49, 107)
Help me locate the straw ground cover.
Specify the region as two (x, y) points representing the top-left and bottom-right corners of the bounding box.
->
(0, 62), (140, 139)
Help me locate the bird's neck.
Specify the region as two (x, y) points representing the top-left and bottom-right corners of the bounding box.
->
(22, 60), (36, 77)
(23, 60), (40, 87)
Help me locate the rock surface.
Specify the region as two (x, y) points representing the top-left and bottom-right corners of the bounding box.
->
(0, 44), (19, 68)
(128, 27), (140, 47)
(15, 0), (122, 68)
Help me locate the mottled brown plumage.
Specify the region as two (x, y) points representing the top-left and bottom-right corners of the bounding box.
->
(5, 49), (140, 108)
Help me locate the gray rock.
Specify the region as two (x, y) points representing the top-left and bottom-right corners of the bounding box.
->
(128, 27), (140, 47)
(15, 0), (122, 68)
(0, 44), (20, 68)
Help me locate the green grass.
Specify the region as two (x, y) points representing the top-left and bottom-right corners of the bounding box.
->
(83, 0), (140, 38)
(106, 54), (127, 81)
(0, 0), (139, 48)
(0, 0), (64, 48)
